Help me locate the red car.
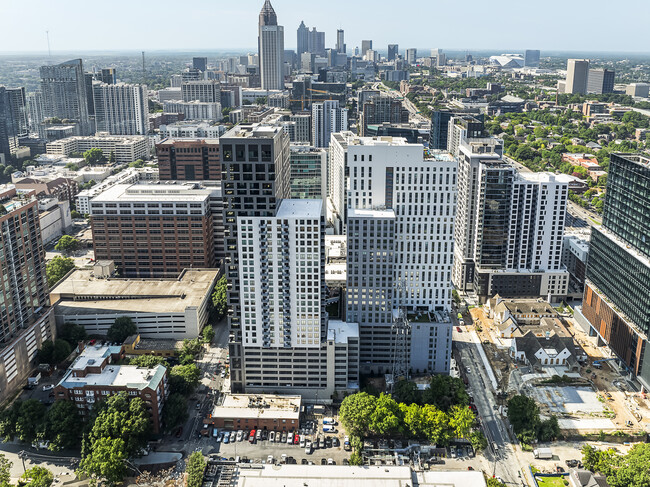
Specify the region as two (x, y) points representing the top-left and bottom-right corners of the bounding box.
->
(294, 433), (300, 445)
(249, 430), (256, 443)
(456, 327), (462, 332)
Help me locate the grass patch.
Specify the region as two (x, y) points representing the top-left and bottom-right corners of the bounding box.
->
(589, 217), (602, 226)
(535, 476), (568, 487)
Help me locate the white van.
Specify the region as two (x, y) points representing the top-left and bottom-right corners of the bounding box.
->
(322, 417), (337, 425)
(323, 425), (337, 433)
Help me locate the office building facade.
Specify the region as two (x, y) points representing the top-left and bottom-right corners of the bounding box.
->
(258, 1), (285, 91)
(361, 40), (373, 57)
(359, 94), (409, 136)
(39, 59), (91, 135)
(181, 80), (221, 103)
(312, 100), (347, 148)
(587, 68), (615, 95)
(388, 44), (399, 62)
(565, 59), (590, 95)
(336, 29), (346, 54)
(289, 145), (326, 200)
(297, 21), (309, 56)
(90, 183), (220, 277)
(93, 83), (149, 135)
(580, 153), (650, 389)
(193, 57), (208, 72)
(524, 50), (540, 67)
(406, 49), (417, 65)
(156, 138), (221, 181)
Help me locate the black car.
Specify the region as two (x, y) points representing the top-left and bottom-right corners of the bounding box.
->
(301, 458), (308, 465)
(321, 458), (327, 465)
(325, 437), (333, 448)
(332, 437), (340, 447)
(343, 459), (349, 465)
(262, 430), (268, 441)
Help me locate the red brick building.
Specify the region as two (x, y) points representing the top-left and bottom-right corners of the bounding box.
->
(53, 343), (169, 433)
(156, 138), (220, 181)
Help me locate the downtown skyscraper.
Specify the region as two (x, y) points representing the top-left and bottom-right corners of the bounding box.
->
(258, 0), (284, 91)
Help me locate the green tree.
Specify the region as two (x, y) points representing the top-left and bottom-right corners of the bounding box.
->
(422, 375), (469, 411)
(368, 393), (402, 436)
(70, 210), (82, 219)
(46, 256), (75, 288)
(78, 436), (128, 486)
(169, 364), (201, 395)
(162, 393), (189, 432)
(211, 276), (227, 318)
(108, 151), (115, 163)
(448, 405), (474, 439)
(179, 338), (202, 365)
(186, 451), (206, 487)
(0, 454), (11, 487)
(349, 452), (363, 465)
(202, 325), (215, 344)
(486, 478), (506, 487)
(129, 355), (166, 368)
(106, 316), (137, 343)
(401, 403), (426, 438)
(21, 466), (53, 487)
(538, 416), (560, 442)
(37, 339), (72, 364)
(609, 443), (650, 487)
(392, 380), (420, 405)
(43, 400), (82, 451)
(59, 322), (87, 345)
(3, 399), (47, 444)
(421, 404), (451, 445)
(339, 392), (378, 437)
(54, 235), (81, 254)
(88, 392), (151, 457)
(507, 395), (541, 437)
(469, 430), (488, 451)
(83, 148), (105, 165)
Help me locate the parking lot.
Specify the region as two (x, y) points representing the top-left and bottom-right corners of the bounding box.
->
(208, 430), (350, 465)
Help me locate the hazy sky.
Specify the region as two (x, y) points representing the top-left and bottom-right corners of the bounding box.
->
(1, 0), (649, 53)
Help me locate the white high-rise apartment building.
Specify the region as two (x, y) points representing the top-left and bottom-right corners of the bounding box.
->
(312, 100), (347, 148)
(237, 200), (325, 349)
(258, 1), (284, 91)
(93, 83), (149, 135)
(565, 59), (590, 95)
(333, 133), (458, 374)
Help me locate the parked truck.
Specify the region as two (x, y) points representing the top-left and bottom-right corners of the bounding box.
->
(28, 372), (41, 386)
(534, 448), (553, 459)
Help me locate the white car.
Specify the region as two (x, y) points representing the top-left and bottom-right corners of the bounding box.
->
(267, 455), (274, 465)
(42, 384), (54, 391)
(236, 430), (243, 442)
(216, 432), (223, 443)
(269, 431), (276, 442)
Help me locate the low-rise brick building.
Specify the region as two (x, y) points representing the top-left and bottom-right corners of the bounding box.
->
(205, 394), (301, 432)
(54, 344), (169, 433)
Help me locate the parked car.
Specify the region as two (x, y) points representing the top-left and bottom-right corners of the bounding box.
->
(327, 458), (334, 465)
(262, 430), (268, 441)
(216, 432), (223, 443)
(281, 432), (287, 443)
(325, 437), (333, 448)
(322, 417), (337, 425)
(286, 430), (293, 444)
(267, 455), (274, 465)
(256, 429), (262, 441)
(305, 442), (312, 454)
(223, 432), (230, 444)
(249, 430), (256, 443)
(321, 458), (327, 465)
(457, 327), (462, 333)
(300, 435), (306, 448)
(229, 431), (236, 443)
(294, 433), (300, 445)
(269, 431), (275, 442)
(236, 430), (243, 442)
(301, 458), (308, 465)
(323, 425), (337, 433)
(332, 437), (340, 447)
(344, 436), (351, 451)
(319, 437), (325, 449)
(42, 384), (54, 391)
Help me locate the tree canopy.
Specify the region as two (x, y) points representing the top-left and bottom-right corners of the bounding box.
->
(582, 443), (650, 487)
(83, 148), (105, 165)
(37, 339), (72, 364)
(106, 316), (137, 343)
(211, 276), (227, 318)
(46, 256), (75, 288)
(186, 451), (206, 487)
(54, 235), (81, 254)
(422, 375), (470, 412)
(21, 466), (54, 487)
(162, 393), (189, 432)
(202, 325), (215, 344)
(169, 364), (201, 396)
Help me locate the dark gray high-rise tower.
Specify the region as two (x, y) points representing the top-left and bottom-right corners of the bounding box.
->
(297, 21), (309, 56)
(388, 44), (399, 61)
(220, 124), (290, 393)
(336, 29), (345, 53)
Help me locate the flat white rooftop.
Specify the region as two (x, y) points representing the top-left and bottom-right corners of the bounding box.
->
(71, 344), (122, 371)
(92, 183), (214, 203)
(276, 199), (323, 218)
(233, 465), (487, 487)
(212, 394), (301, 421)
(327, 320), (359, 344)
(517, 172), (573, 184)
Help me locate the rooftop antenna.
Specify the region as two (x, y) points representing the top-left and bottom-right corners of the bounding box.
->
(46, 30), (51, 60)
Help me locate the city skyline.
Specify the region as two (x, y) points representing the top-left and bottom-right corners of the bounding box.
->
(1, 0), (650, 53)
